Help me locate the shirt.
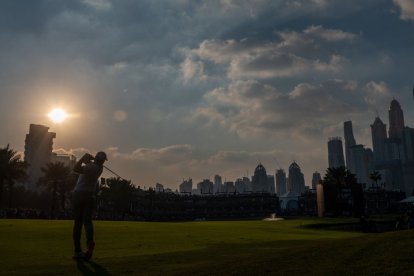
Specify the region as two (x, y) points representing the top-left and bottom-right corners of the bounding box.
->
(73, 162), (103, 193)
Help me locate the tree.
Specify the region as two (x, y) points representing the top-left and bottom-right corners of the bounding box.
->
(322, 166), (362, 216)
(38, 162), (71, 217)
(369, 171), (382, 188)
(100, 177), (135, 219)
(0, 145), (28, 207)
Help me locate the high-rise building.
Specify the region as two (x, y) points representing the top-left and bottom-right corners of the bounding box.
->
(388, 99), (405, 139)
(235, 178), (245, 193)
(267, 175), (275, 194)
(402, 127), (414, 194)
(24, 124), (56, 191)
(252, 163), (268, 192)
(276, 169), (287, 195)
(328, 137), (345, 168)
(348, 145), (373, 186)
(311, 171), (321, 190)
(214, 174), (222, 193)
(369, 100), (406, 192)
(197, 179), (214, 194)
(223, 181), (235, 194)
(402, 127), (414, 163)
(371, 117), (387, 162)
(242, 177), (252, 192)
(179, 178), (192, 194)
(344, 121), (356, 168)
(287, 162), (305, 193)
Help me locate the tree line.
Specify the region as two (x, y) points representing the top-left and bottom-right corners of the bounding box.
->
(1, 144), (387, 218)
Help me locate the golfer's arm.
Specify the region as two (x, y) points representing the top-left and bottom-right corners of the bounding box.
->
(73, 159), (85, 174)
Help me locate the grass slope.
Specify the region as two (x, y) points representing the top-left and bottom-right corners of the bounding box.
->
(1, 218), (412, 275)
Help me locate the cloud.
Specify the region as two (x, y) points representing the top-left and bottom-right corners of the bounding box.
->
(194, 79), (391, 141)
(82, 0), (112, 11)
(180, 56), (207, 83)
(53, 147), (91, 157)
(302, 25), (358, 41)
(108, 144), (195, 164)
(184, 25), (358, 79)
(363, 81), (393, 106)
(393, 0), (414, 20)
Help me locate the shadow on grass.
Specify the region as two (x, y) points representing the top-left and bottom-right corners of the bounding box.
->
(76, 260), (110, 275)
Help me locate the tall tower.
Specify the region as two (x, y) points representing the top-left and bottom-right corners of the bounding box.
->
(214, 175), (222, 193)
(371, 117), (387, 162)
(252, 163), (268, 192)
(348, 145), (372, 185)
(267, 175), (275, 194)
(388, 99), (405, 139)
(344, 121), (356, 168)
(276, 169), (287, 195)
(327, 137), (345, 168)
(24, 124), (56, 191)
(287, 162), (305, 193)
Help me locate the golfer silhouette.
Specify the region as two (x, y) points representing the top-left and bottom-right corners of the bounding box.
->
(72, 152), (107, 261)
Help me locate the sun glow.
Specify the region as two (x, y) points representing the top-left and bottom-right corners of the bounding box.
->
(48, 108), (68, 123)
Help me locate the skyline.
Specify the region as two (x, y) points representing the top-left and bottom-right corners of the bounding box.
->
(1, 0), (414, 189)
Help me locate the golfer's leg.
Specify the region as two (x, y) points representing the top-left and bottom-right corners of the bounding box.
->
(83, 196), (94, 245)
(72, 192), (84, 253)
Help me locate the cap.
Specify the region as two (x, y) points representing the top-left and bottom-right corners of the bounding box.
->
(95, 151), (108, 161)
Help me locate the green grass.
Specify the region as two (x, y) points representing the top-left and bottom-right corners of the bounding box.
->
(1, 218), (413, 275)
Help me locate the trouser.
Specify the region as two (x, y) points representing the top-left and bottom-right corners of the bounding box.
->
(72, 191), (95, 253)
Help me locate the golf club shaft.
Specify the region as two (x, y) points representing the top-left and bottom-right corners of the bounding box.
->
(103, 165), (128, 182)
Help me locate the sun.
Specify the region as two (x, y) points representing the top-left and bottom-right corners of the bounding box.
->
(48, 108), (68, 123)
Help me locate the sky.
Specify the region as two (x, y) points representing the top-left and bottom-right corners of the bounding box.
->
(1, 0), (414, 189)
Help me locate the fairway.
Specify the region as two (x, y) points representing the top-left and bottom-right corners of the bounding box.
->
(1, 219), (413, 275)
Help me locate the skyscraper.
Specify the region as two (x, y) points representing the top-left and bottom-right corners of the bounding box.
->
(214, 174), (222, 193)
(24, 124), (56, 191)
(388, 99), (405, 139)
(252, 163), (268, 192)
(402, 127), (414, 194)
(348, 145), (373, 186)
(276, 169), (287, 195)
(179, 178), (192, 193)
(402, 127), (414, 163)
(197, 179), (214, 194)
(311, 171), (321, 190)
(235, 178), (245, 193)
(371, 117), (387, 162)
(328, 137), (345, 168)
(287, 162), (305, 193)
(344, 121), (356, 168)
(267, 175), (275, 194)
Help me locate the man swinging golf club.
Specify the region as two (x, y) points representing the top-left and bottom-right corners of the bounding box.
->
(72, 151), (107, 261)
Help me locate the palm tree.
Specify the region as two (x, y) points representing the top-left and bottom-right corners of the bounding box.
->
(369, 171), (382, 188)
(0, 145), (28, 207)
(323, 166), (357, 189)
(38, 162), (71, 217)
(322, 166), (358, 215)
